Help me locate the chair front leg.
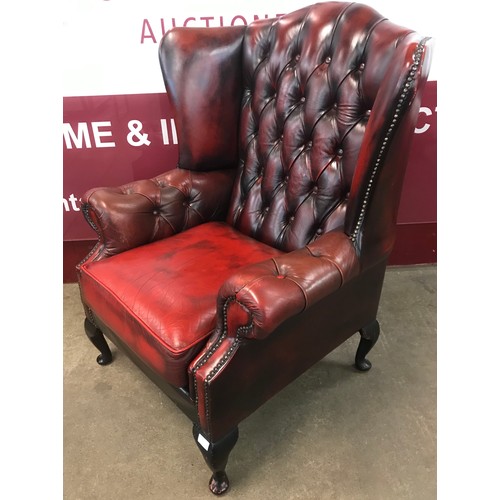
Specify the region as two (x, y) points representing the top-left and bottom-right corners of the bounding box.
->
(192, 425), (239, 495)
(84, 318), (113, 366)
(355, 319), (380, 371)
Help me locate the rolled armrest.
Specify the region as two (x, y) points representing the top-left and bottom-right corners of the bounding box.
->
(80, 168), (236, 262)
(217, 231), (360, 340)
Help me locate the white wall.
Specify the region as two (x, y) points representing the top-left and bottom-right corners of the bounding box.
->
(63, 0), (439, 97)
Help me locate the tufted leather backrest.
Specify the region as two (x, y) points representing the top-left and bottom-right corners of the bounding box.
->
(226, 2), (418, 252)
(159, 2), (431, 261)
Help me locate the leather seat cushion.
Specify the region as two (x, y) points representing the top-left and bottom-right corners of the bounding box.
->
(79, 221), (283, 387)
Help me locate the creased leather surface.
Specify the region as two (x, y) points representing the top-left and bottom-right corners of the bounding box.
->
(79, 222), (282, 387)
(79, 168), (236, 262)
(217, 230), (359, 339)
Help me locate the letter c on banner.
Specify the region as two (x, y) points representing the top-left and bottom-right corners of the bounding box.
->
(415, 107), (432, 134)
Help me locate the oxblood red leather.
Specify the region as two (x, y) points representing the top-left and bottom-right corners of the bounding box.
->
(159, 26), (246, 171)
(81, 168), (236, 261)
(217, 230), (360, 339)
(77, 1), (432, 475)
(79, 222), (282, 387)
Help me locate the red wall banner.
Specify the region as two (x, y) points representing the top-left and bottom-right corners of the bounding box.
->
(63, 92), (178, 240)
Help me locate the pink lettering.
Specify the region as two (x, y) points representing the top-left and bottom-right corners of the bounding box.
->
(161, 18), (167, 36)
(140, 19), (157, 44)
(200, 16), (215, 27)
(231, 15), (248, 26)
(140, 14), (287, 42)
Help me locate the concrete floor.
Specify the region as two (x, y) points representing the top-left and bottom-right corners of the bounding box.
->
(63, 265), (436, 500)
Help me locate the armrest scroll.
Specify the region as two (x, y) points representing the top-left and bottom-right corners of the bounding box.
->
(217, 231), (360, 340)
(79, 168), (236, 263)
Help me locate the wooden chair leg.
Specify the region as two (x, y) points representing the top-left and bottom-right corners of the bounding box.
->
(193, 425), (239, 495)
(355, 319), (380, 371)
(84, 318), (113, 366)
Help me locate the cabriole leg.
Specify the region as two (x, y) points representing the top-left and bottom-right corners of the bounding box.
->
(193, 425), (239, 495)
(84, 318), (112, 366)
(355, 319), (380, 371)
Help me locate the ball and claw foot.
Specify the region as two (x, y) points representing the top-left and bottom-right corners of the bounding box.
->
(209, 471), (230, 495)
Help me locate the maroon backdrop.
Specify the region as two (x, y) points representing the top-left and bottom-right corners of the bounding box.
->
(63, 81), (437, 281)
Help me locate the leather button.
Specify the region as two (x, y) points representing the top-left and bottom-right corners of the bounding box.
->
(152, 210), (159, 215)
(295, 54), (301, 61)
(276, 275), (286, 279)
(337, 148), (344, 156)
(359, 63), (365, 71)
(325, 56), (331, 64)
(289, 215), (295, 222)
(284, 175), (289, 183)
(312, 186), (319, 194)
(316, 228), (323, 235)
(307, 141), (313, 148)
(300, 96), (306, 102)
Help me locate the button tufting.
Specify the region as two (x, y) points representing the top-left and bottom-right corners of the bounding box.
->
(284, 175), (290, 183)
(152, 209), (159, 215)
(300, 96), (306, 102)
(359, 63), (365, 71)
(307, 141), (313, 148)
(316, 228), (323, 235)
(312, 186), (319, 194)
(337, 148), (344, 156)
(325, 56), (331, 64)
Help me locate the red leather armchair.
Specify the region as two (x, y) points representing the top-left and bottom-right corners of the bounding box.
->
(77, 2), (432, 495)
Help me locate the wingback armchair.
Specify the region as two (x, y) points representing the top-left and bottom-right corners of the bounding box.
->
(77, 1), (432, 495)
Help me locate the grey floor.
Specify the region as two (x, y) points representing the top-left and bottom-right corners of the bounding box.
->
(64, 264), (436, 500)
